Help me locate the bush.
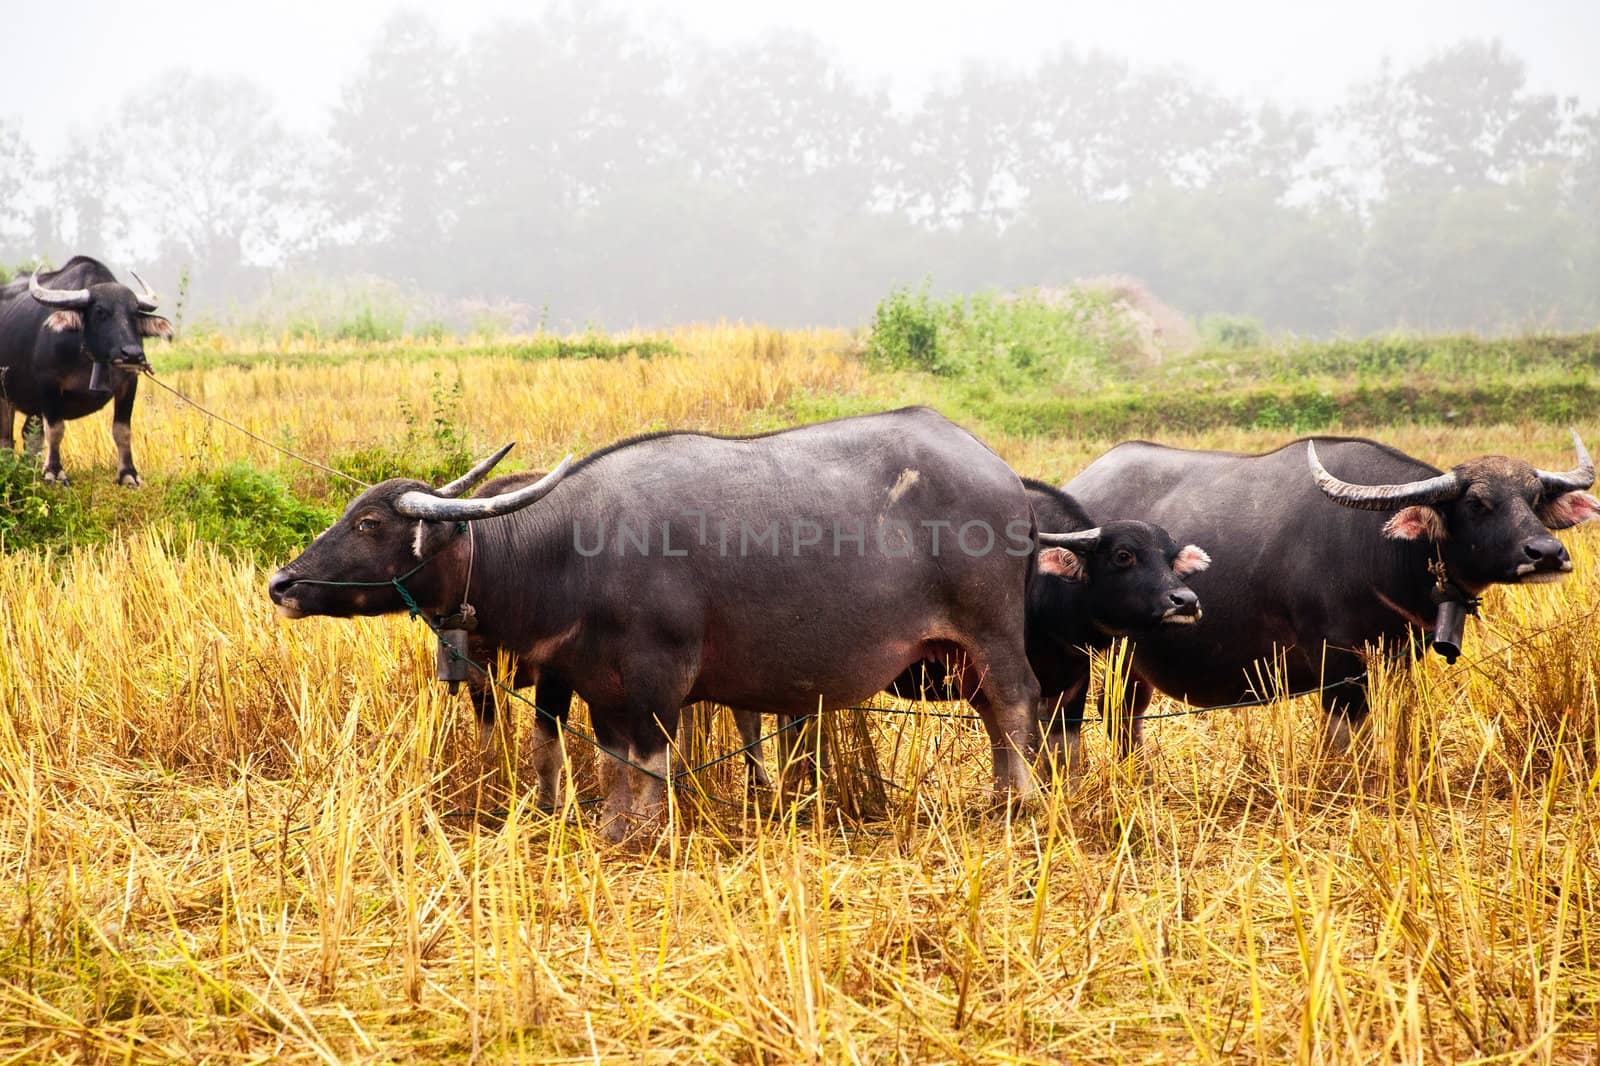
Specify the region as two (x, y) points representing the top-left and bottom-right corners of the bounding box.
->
(867, 285), (946, 374)
(867, 284), (1131, 391)
(164, 463), (334, 564)
(1200, 313), (1266, 350)
(0, 451), (101, 552)
(334, 306), (405, 343)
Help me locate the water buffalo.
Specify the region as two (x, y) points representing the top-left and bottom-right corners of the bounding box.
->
(269, 407), (1044, 839)
(0, 257), (172, 485)
(1065, 433), (1598, 751)
(486, 473), (1210, 794)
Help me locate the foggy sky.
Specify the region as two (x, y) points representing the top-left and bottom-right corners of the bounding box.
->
(7, 0), (1598, 150)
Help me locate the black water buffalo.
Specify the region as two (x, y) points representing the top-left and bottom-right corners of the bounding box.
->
(269, 408), (1044, 838)
(1019, 479), (1209, 775)
(0, 257), (172, 485)
(458, 474), (1209, 795)
(1065, 433), (1598, 751)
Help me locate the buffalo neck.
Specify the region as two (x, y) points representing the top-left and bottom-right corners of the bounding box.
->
(1374, 533), (1446, 633)
(448, 505), (581, 649)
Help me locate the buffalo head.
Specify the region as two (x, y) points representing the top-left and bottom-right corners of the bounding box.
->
(1308, 431), (1599, 589)
(30, 268), (173, 366)
(1036, 521), (1207, 633)
(269, 445), (571, 619)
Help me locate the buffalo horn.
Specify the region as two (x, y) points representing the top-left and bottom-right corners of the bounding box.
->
(435, 442), (516, 498)
(1535, 429), (1595, 495)
(129, 270), (160, 312)
(28, 269), (91, 309)
(396, 455), (572, 521)
(1038, 528), (1102, 553)
(1307, 441), (1461, 510)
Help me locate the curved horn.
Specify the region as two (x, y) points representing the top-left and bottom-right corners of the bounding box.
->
(128, 270), (160, 312)
(396, 455), (572, 521)
(1536, 429), (1595, 496)
(1307, 441), (1461, 511)
(435, 442), (516, 498)
(29, 269), (91, 309)
(1037, 527), (1102, 553)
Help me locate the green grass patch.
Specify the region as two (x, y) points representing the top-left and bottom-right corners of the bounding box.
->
(162, 463), (335, 564)
(1161, 331), (1600, 387)
(0, 451), (104, 551)
(153, 333), (677, 374)
(969, 375), (1599, 439)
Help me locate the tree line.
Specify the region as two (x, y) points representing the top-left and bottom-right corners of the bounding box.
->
(1, 12), (1595, 335)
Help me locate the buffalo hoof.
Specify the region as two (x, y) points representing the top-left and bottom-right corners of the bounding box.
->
(41, 468), (69, 486)
(117, 470), (143, 488)
(599, 809), (667, 851)
(989, 786), (1042, 816)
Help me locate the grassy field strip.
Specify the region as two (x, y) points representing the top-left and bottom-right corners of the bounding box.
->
(2, 328), (1599, 1061)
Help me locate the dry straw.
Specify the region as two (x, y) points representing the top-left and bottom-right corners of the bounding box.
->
(1, 326), (1597, 1062)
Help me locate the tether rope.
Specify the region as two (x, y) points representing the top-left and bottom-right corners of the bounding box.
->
(141, 368), (371, 488)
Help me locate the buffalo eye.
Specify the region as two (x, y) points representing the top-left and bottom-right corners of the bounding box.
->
(1467, 497), (1492, 515)
(1114, 548), (1135, 568)
(356, 517), (381, 533)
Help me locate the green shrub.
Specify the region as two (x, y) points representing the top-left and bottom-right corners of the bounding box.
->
(506, 334), (678, 361)
(867, 284), (1130, 392)
(867, 285), (947, 374)
(1200, 313), (1266, 350)
(0, 451), (102, 552)
(334, 306), (404, 343)
(163, 464), (334, 564)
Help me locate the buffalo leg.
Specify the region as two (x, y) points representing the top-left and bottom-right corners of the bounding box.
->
(589, 711), (635, 840)
(774, 711), (826, 800)
(1039, 677), (1090, 781)
(731, 709), (774, 789)
(0, 398), (11, 450)
(1034, 648), (1091, 781)
(597, 658), (692, 843)
(529, 677), (573, 809)
(468, 662), (573, 810)
(1319, 653), (1370, 751)
(38, 388), (67, 484)
(616, 701), (683, 843)
(967, 647), (1042, 803)
(110, 376), (140, 486)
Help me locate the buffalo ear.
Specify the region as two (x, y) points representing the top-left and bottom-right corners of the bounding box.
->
(1173, 544), (1210, 576)
(137, 314), (174, 339)
(45, 310), (83, 333)
(411, 516), (459, 560)
(1540, 490), (1600, 530)
(1382, 505), (1447, 541)
(1037, 546), (1086, 582)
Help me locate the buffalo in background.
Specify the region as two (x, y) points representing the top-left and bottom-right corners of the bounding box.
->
(0, 256), (172, 486)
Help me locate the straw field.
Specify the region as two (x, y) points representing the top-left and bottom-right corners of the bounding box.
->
(1, 326), (1597, 1062)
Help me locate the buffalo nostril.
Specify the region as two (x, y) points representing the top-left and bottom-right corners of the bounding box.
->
(267, 572), (293, 599)
(1523, 537), (1568, 568)
(1525, 537), (1565, 561)
(120, 345), (144, 362)
(1170, 589), (1198, 608)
